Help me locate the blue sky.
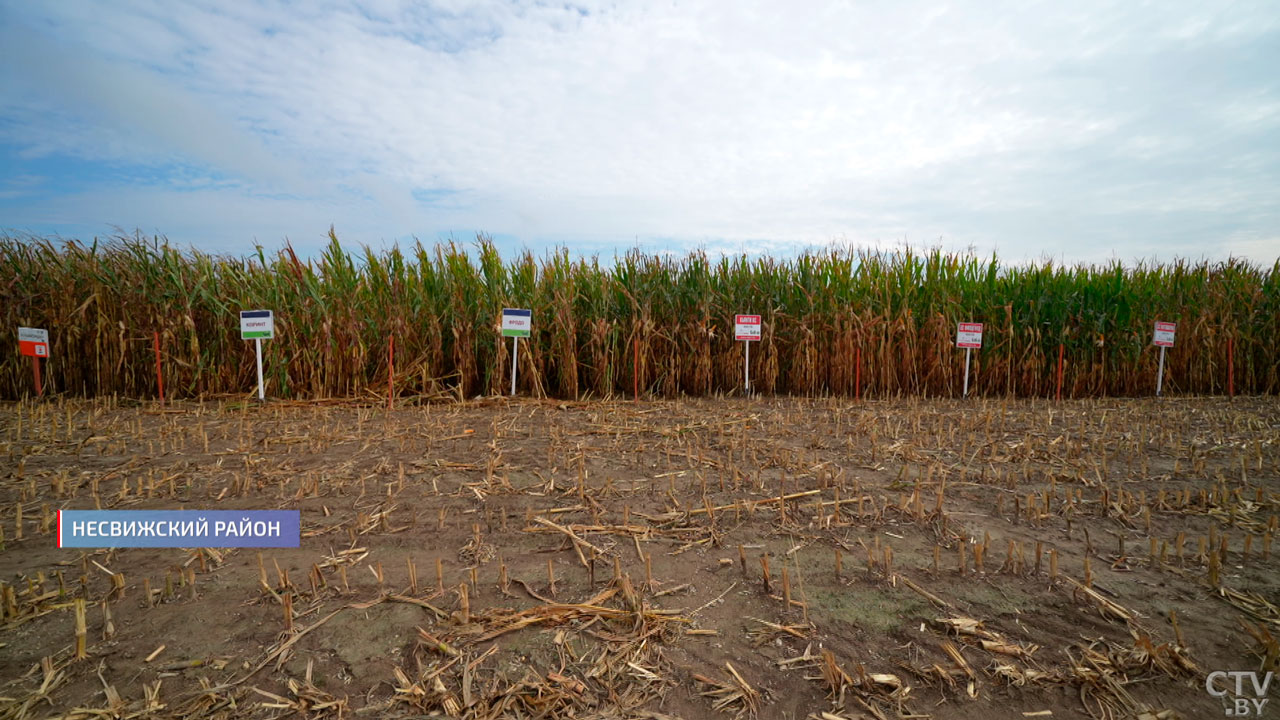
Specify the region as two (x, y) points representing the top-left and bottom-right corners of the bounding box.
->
(1, 0), (1278, 264)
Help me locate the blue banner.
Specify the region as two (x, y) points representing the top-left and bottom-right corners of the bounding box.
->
(59, 510), (300, 548)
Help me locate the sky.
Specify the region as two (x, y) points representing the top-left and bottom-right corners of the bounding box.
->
(1, 0), (1278, 265)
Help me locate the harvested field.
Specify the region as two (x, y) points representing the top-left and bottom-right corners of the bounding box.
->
(1, 395), (1278, 719)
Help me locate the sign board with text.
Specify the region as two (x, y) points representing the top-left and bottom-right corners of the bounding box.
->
(18, 327), (49, 357)
(1153, 321), (1176, 347)
(735, 314), (761, 341)
(240, 310), (274, 339)
(955, 322), (983, 349)
(502, 308), (532, 337)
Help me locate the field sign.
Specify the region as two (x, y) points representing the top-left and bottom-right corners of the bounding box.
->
(240, 310), (273, 400)
(18, 327), (49, 357)
(955, 322), (983, 349)
(240, 310), (274, 339)
(502, 309), (532, 395)
(18, 326), (48, 397)
(1153, 320), (1175, 396)
(955, 322), (982, 397)
(502, 308), (532, 338)
(735, 314), (761, 394)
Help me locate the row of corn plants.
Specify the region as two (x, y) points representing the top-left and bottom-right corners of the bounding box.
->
(3, 231), (1277, 400)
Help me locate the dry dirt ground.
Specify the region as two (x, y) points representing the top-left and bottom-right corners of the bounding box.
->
(1, 395), (1278, 720)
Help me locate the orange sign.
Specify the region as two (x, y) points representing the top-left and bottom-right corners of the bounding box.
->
(18, 327), (48, 357)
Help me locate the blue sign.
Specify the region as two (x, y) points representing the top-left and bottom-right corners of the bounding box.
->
(59, 510), (300, 548)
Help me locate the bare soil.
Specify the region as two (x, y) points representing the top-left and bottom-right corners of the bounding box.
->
(1, 395), (1277, 719)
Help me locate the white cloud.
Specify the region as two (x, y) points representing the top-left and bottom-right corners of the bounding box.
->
(0, 0), (1277, 264)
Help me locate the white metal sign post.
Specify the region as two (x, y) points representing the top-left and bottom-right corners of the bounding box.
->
(1153, 321), (1176, 396)
(955, 322), (983, 397)
(735, 314), (761, 394)
(240, 310), (274, 400)
(502, 308), (532, 396)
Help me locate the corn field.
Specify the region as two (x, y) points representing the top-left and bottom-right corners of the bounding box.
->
(3, 231), (1278, 400)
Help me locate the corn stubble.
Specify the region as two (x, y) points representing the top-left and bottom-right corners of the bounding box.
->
(0, 370), (1276, 719)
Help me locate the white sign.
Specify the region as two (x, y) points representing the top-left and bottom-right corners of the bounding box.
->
(502, 308), (532, 338)
(1153, 321), (1176, 347)
(240, 310), (274, 400)
(502, 309), (533, 395)
(18, 327), (48, 343)
(240, 310), (274, 340)
(735, 315), (761, 341)
(956, 322), (983, 349)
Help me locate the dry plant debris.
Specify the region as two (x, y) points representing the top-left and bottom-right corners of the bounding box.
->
(0, 395), (1276, 719)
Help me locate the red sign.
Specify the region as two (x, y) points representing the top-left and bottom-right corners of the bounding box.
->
(734, 315), (761, 341)
(955, 322), (983, 349)
(19, 342), (47, 357)
(18, 327), (49, 357)
(1153, 321), (1176, 347)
